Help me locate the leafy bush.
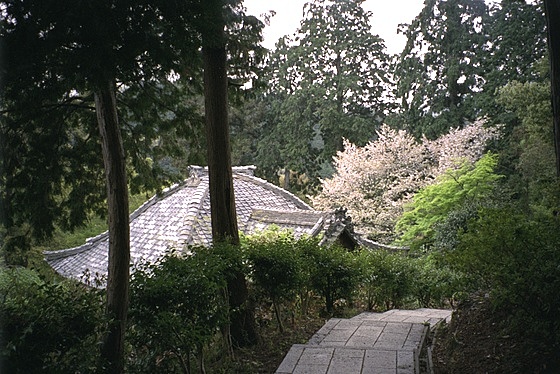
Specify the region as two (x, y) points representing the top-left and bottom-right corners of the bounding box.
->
(128, 247), (229, 373)
(289, 235), (325, 316)
(358, 250), (415, 311)
(0, 268), (104, 373)
(245, 231), (304, 332)
(396, 153), (503, 250)
(412, 254), (470, 308)
(431, 201), (481, 251)
(302, 244), (362, 314)
(449, 207), (560, 349)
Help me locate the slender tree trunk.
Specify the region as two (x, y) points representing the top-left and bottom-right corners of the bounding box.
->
(283, 168), (291, 190)
(95, 81), (130, 373)
(545, 0), (560, 176)
(272, 297), (284, 333)
(197, 344), (206, 374)
(202, 0), (258, 347)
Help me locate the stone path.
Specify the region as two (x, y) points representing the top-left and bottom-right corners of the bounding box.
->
(276, 308), (452, 374)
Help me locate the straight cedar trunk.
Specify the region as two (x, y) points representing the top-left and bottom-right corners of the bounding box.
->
(203, 48), (239, 246)
(545, 0), (560, 176)
(94, 81), (130, 373)
(202, 1), (258, 347)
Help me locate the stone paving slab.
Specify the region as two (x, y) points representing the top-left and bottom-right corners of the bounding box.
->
(276, 309), (451, 374)
(308, 319), (427, 351)
(276, 346), (415, 374)
(351, 308), (452, 324)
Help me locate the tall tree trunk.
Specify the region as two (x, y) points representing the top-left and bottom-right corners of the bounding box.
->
(203, 43), (239, 246)
(95, 81), (130, 373)
(545, 0), (560, 176)
(202, 0), (258, 347)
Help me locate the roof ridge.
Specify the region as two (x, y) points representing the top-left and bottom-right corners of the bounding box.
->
(251, 206), (323, 214)
(189, 165), (257, 177)
(44, 241), (94, 260)
(177, 175), (210, 248)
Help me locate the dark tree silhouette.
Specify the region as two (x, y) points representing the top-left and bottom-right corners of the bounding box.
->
(201, 0), (258, 347)
(544, 0), (560, 175)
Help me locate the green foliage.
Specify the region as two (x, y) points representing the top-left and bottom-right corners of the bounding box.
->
(395, 0), (487, 138)
(255, 0), (392, 188)
(412, 254), (470, 308)
(1, 225), (32, 267)
(396, 153), (502, 249)
(303, 244), (362, 314)
(496, 80), (560, 211)
(0, 0), (176, 242)
(0, 268), (104, 373)
(394, 0), (546, 138)
(245, 231), (304, 331)
(431, 200), (481, 251)
(245, 230), (362, 316)
(448, 207), (560, 346)
(357, 250), (415, 311)
(128, 247), (230, 373)
(480, 1), (547, 122)
(357, 249), (470, 311)
(497, 81), (552, 141)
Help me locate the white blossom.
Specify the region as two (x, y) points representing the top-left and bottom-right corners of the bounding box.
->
(312, 120), (501, 242)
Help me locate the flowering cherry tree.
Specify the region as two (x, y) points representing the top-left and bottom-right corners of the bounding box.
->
(424, 120), (502, 174)
(312, 120), (501, 242)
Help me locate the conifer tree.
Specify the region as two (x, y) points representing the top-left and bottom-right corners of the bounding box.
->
(395, 0), (487, 139)
(257, 0), (392, 187)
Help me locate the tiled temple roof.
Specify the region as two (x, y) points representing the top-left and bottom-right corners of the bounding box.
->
(44, 166), (357, 283)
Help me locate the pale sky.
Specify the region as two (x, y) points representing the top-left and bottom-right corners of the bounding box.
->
(243, 0), (426, 55)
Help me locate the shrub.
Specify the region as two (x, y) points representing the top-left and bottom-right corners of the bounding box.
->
(0, 267), (104, 373)
(245, 231), (304, 332)
(412, 254), (470, 308)
(128, 247), (229, 373)
(449, 207), (560, 350)
(357, 250), (415, 311)
(302, 244), (362, 314)
(431, 201), (481, 251)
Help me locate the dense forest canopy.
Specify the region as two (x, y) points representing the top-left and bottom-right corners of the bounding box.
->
(1, 0), (560, 371)
(0, 0), (551, 244)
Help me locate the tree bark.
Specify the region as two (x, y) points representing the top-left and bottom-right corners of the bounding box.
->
(202, 0), (258, 347)
(283, 168), (291, 190)
(204, 44), (240, 246)
(544, 0), (560, 176)
(95, 81), (130, 373)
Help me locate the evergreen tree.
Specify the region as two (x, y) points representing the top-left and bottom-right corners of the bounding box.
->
(200, 0), (259, 348)
(479, 0), (547, 123)
(544, 0), (560, 175)
(395, 0), (487, 139)
(256, 0), (392, 187)
(0, 0), (265, 368)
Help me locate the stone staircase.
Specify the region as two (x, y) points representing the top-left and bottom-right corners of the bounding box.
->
(276, 308), (452, 374)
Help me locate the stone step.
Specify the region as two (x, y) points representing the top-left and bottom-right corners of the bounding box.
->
(276, 308), (451, 374)
(350, 308), (452, 325)
(276, 345), (416, 374)
(308, 318), (428, 350)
